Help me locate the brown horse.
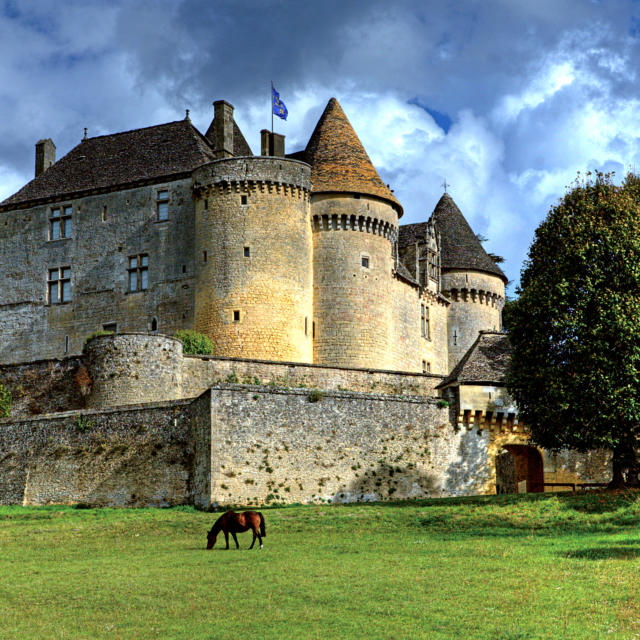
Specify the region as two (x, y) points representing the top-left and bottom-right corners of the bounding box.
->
(206, 510), (266, 550)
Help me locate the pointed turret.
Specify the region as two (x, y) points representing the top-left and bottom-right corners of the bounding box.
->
(304, 98), (402, 215)
(431, 193), (507, 282)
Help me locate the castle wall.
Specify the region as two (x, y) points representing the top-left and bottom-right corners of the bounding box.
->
(193, 157), (313, 363)
(441, 270), (505, 370)
(182, 353), (444, 398)
(0, 178), (196, 365)
(0, 357), (86, 416)
(0, 401), (192, 507)
(84, 334), (183, 408)
(205, 384), (489, 506)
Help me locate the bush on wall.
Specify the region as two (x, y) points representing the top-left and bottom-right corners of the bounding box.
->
(174, 330), (214, 356)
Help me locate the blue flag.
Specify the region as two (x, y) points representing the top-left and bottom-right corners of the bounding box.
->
(272, 86), (288, 121)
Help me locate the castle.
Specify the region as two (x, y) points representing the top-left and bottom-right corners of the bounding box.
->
(0, 98), (610, 507)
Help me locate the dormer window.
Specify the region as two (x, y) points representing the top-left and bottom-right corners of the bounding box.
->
(49, 205), (72, 240)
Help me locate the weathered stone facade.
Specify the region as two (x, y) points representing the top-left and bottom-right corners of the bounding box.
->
(0, 97), (608, 508)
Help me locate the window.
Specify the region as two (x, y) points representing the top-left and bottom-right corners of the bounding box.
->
(49, 205), (72, 240)
(421, 304), (430, 339)
(203, 199), (208, 210)
(203, 251), (208, 263)
(128, 254), (149, 292)
(151, 317), (158, 332)
(102, 206), (107, 222)
(103, 322), (117, 333)
(312, 321), (316, 338)
(241, 195), (248, 205)
(361, 256), (370, 268)
(305, 317), (308, 336)
(157, 190), (169, 221)
(64, 336), (69, 354)
(233, 310), (240, 322)
(48, 267), (71, 304)
(244, 246), (250, 257)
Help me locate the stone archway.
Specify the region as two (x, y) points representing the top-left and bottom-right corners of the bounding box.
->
(496, 445), (544, 494)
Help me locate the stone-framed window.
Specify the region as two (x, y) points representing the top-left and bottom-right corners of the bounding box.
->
(361, 256), (370, 268)
(422, 360), (431, 373)
(49, 205), (72, 240)
(47, 266), (71, 304)
(421, 304), (430, 340)
(156, 190), (169, 221)
(128, 254), (149, 292)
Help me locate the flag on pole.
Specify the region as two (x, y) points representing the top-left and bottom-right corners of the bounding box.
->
(272, 86), (288, 121)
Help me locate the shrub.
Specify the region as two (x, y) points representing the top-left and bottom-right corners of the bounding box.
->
(174, 330), (214, 355)
(0, 383), (12, 418)
(437, 399), (449, 409)
(83, 330), (115, 348)
(308, 389), (323, 403)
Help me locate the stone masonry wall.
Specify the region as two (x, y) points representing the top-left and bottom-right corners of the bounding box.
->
(203, 384), (490, 507)
(0, 401), (192, 507)
(193, 157), (313, 362)
(0, 356), (86, 416)
(85, 334), (183, 408)
(0, 178), (195, 365)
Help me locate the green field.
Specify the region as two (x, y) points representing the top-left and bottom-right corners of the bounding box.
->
(1, 492), (640, 639)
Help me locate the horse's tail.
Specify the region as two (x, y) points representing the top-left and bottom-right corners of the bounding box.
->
(259, 512), (266, 537)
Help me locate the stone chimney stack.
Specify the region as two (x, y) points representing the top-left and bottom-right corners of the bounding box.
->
(260, 129), (285, 157)
(212, 100), (234, 159)
(35, 139), (56, 177)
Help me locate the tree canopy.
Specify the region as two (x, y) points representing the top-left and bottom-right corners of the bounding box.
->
(507, 172), (640, 486)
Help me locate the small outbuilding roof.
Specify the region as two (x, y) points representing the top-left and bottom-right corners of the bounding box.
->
(437, 331), (512, 388)
(301, 98), (402, 215)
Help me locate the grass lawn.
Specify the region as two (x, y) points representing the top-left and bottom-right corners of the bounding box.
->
(1, 492), (640, 639)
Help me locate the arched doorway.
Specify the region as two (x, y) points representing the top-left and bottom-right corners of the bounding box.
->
(496, 445), (544, 493)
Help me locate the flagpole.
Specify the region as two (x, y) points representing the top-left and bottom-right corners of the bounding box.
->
(271, 80), (274, 134)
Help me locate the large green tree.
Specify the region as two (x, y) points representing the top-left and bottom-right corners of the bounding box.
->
(507, 172), (640, 487)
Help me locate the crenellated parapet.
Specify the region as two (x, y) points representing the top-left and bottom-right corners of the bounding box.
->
(192, 156), (311, 196)
(312, 213), (397, 242)
(443, 287), (503, 308)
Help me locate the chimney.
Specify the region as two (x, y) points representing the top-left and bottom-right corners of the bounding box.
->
(212, 100), (234, 158)
(260, 129), (285, 157)
(35, 139), (56, 177)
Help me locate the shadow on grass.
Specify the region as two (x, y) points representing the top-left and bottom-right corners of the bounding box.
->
(564, 543), (640, 560)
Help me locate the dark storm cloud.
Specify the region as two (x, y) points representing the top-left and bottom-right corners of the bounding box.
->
(3, 0), (640, 289)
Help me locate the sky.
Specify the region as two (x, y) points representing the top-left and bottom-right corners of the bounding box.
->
(2, 0), (640, 292)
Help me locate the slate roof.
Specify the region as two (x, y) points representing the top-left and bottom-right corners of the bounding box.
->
(399, 193), (507, 282)
(438, 331), (512, 387)
(1, 118), (228, 209)
(301, 98), (402, 215)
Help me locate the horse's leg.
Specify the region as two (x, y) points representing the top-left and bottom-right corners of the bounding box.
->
(224, 530), (229, 550)
(231, 531), (239, 549)
(249, 531), (256, 549)
(257, 533), (263, 549)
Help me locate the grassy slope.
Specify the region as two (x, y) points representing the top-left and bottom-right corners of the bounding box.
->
(1, 492), (640, 639)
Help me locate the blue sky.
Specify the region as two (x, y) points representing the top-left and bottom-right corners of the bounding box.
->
(2, 0), (640, 292)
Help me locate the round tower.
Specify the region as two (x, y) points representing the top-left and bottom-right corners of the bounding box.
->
(192, 156), (313, 362)
(305, 98), (404, 368)
(431, 194), (507, 371)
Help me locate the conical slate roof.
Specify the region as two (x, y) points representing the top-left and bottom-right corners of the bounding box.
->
(430, 193), (507, 281)
(303, 98), (402, 215)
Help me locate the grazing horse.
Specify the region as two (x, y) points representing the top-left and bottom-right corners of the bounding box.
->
(206, 510), (266, 550)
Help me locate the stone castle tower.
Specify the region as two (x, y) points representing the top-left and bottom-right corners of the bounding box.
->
(0, 96), (507, 375)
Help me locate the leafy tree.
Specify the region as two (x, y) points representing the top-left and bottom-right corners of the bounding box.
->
(507, 172), (640, 487)
(174, 330), (214, 356)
